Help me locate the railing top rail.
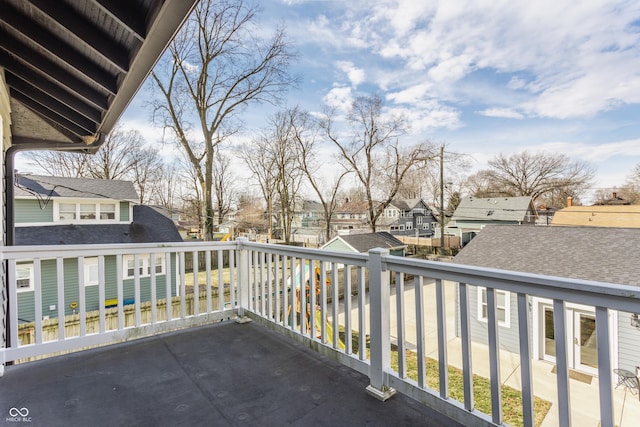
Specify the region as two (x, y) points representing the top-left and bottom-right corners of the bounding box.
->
(383, 253), (640, 312)
(2, 240), (238, 259)
(240, 240), (369, 266)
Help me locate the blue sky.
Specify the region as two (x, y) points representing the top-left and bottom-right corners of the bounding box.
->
(254, 1), (640, 190)
(117, 1), (640, 201)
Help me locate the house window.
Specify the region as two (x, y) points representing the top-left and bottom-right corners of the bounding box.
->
(406, 222), (413, 230)
(16, 264), (34, 292)
(416, 216), (423, 225)
(100, 203), (116, 220)
(84, 258), (99, 286)
(123, 254), (165, 279)
(59, 203), (77, 220)
(56, 202), (119, 222)
(478, 287), (510, 327)
(80, 203), (97, 219)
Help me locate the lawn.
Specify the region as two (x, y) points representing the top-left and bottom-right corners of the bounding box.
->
(341, 330), (552, 427)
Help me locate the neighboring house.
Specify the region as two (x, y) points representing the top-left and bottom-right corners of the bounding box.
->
(322, 232), (406, 257)
(444, 196), (537, 246)
(14, 174), (182, 322)
(332, 199), (370, 234)
(593, 191), (631, 206)
(551, 205), (640, 228)
(384, 198), (439, 237)
(452, 225), (640, 377)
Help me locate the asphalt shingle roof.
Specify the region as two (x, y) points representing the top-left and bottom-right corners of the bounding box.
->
(451, 196), (535, 222)
(15, 174), (139, 201)
(339, 232), (406, 252)
(16, 205), (182, 245)
(452, 225), (640, 286)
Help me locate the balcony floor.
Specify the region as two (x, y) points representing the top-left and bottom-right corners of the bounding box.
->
(1, 320), (460, 426)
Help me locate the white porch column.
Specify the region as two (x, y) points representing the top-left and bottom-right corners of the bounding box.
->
(366, 247), (396, 401)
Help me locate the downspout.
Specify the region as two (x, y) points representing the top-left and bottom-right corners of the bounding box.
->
(4, 139), (103, 356)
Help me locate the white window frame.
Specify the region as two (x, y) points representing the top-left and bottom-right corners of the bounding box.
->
(405, 222), (413, 230)
(84, 257), (100, 286)
(123, 254), (166, 279)
(477, 287), (510, 328)
(16, 263), (34, 292)
(54, 200), (120, 223)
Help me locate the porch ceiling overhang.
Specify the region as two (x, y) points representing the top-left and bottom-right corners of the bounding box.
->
(0, 0), (197, 153)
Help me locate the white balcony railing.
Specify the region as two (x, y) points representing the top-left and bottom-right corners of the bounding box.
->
(2, 238), (639, 427)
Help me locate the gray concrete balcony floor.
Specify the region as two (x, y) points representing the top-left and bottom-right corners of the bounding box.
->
(1, 320), (461, 427)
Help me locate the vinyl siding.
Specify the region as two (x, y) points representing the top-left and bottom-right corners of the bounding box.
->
(617, 313), (640, 371)
(17, 255), (175, 323)
(456, 284), (524, 354)
(119, 201), (130, 222)
(324, 239), (355, 253)
(15, 199), (53, 223)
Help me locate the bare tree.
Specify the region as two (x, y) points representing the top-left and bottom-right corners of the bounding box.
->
(24, 150), (88, 177)
(473, 151), (595, 206)
(24, 124), (165, 204)
(286, 106), (348, 242)
(149, 0), (297, 240)
(321, 94), (437, 232)
(212, 148), (235, 225)
(240, 140), (277, 239)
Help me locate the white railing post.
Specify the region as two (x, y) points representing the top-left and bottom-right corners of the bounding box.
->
(236, 238), (251, 323)
(366, 248), (396, 401)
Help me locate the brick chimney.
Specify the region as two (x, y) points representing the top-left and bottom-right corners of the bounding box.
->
(567, 196), (573, 207)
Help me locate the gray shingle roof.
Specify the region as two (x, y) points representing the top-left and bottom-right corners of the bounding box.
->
(452, 225), (640, 286)
(15, 174), (139, 201)
(340, 232), (406, 252)
(15, 205), (181, 245)
(451, 196), (535, 222)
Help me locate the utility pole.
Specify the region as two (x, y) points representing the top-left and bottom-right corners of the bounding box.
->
(439, 144), (445, 256)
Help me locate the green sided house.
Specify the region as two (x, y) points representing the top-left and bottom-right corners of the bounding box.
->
(13, 174), (182, 323)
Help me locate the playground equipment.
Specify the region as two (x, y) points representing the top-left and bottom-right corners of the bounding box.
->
(287, 264), (345, 350)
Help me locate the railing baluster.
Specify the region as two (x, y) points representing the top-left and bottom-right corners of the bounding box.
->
(309, 258), (316, 340)
(78, 256), (86, 337)
(134, 254), (141, 327)
(517, 292), (534, 427)
(192, 251), (199, 316)
(282, 255), (288, 327)
(56, 257), (65, 340)
(98, 256), (105, 333)
(436, 278), (448, 398)
(228, 249), (235, 310)
(331, 262), (338, 349)
(415, 275), (426, 388)
(459, 282), (474, 411)
(165, 252), (172, 321)
(33, 259), (43, 344)
(344, 265), (352, 354)
(267, 253), (273, 320)
(274, 255), (281, 323)
(179, 252), (186, 318)
(260, 252), (266, 317)
(7, 259), (19, 350)
(289, 256), (296, 330)
(204, 250), (212, 313)
(150, 253), (157, 324)
(358, 266), (366, 361)
(396, 271), (406, 378)
(553, 299), (571, 427)
(596, 306), (613, 427)
(486, 287), (502, 425)
(319, 261), (327, 343)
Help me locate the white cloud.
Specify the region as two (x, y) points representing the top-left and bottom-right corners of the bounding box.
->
(322, 85), (353, 112)
(478, 108), (524, 120)
(335, 61), (365, 88)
